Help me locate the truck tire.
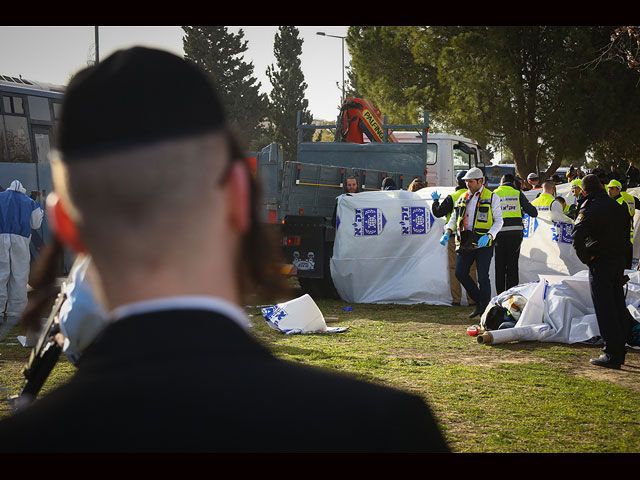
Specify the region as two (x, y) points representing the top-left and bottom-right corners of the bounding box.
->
(297, 249), (340, 300)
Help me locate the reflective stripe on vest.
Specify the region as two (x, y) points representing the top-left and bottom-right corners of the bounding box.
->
(531, 193), (556, 212)
(454, 187), (494, 246)
(494, 185), (523, 232)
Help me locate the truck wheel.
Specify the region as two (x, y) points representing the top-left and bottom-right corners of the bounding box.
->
(297, 277), (323, 298)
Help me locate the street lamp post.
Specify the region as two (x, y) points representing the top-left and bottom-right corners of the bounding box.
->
(316, 31), (346, 104)
(95, 26), (100, 64)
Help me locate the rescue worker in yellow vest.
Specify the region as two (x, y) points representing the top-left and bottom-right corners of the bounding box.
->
(606, 179), (637, 250)
(441, 167), (503, 318)
(566, 178), (586, 219)
(493, 174), (538, 295)
(431, 171), (477, 306)
(531, 180), (565, 216)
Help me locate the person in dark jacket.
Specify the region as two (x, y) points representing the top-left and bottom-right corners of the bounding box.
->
(0, 47), (449, 453)
(626, 163), (640, 187)
(492, 174), (538, 294)
(571, 174), (634, 369)
(381, 177), (397, 190)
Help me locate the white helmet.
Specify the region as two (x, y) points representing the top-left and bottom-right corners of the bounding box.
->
(462, 167), (484, 180)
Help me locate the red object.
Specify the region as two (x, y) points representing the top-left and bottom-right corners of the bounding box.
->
(336, 98), (397, 144)
(246, 156), (257, 177)
(467, 325), (480, 336)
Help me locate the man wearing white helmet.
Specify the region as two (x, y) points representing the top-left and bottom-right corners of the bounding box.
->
(440, 167), (503, 318)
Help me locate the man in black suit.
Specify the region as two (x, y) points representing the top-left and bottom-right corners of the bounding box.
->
(0, 47), (448, 453)
(572, 174), (634, 369)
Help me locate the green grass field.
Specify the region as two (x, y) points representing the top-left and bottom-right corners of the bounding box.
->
(1, 282), (639, 453)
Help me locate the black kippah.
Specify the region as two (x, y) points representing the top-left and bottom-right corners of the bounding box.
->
(56, 47), (227, 161)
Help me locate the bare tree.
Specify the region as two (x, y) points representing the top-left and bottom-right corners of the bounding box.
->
(591, 26), (640, 74)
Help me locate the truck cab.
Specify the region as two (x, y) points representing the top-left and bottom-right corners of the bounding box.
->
(392, 131), (485, 187)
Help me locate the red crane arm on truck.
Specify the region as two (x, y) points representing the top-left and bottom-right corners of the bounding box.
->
(336, 98), (398, 143)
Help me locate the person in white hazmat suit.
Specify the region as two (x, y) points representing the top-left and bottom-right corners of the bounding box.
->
(0, 180), (44, 321)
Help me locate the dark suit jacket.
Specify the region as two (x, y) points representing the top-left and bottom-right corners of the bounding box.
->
(0, 310), (449, 453)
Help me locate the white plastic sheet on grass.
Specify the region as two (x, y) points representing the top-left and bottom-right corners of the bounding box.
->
(261, 293), (348, 335)
(480, 270), (640, 345)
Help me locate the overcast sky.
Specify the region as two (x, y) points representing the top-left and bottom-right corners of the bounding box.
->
(0, 26), (351, 121)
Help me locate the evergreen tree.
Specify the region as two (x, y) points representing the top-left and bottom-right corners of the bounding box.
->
(348, 26), (640, 176)
(344, 65), (361, 99)
(182, 26), (268, 151)
(266, 26), (314, 163)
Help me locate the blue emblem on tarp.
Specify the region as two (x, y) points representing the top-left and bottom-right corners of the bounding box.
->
(522, 214), (538, 238)
(551, 221), (573, 244)
(400, 206), (433, 235)
(261, 305), (288, 330)
(353, 207), (386, 236)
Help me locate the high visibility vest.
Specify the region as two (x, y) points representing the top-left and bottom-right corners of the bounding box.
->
(620, 191), (636, 216)
(494, 184), (523, 232)
(454, 186), (495, 247)
(446, 188), (468, 223)
(615, 193), (634, 244)
(531, 193), (557, 212)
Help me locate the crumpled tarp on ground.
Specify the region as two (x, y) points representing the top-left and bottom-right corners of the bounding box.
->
(261, 294), (349, 335)
(481, 270), (640, 345)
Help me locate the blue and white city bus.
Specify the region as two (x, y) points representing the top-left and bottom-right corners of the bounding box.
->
(0, 74), (65, 269)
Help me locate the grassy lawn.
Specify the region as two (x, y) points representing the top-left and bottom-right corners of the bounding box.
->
(1, 281), (639, 453)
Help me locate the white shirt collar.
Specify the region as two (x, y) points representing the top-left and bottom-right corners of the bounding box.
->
(110, 295), (250, 330)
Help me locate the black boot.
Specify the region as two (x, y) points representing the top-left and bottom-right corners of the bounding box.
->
(589, 353), (623, 369)
(469, 304), (483, 319)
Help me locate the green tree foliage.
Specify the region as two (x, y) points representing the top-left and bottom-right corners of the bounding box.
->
(348, 26), (640, 178)
(582, 26), (640, 167)
(266, 26), (313, 163)
(182, 26), (268, 151)
(346, 26), (433, 124)
(344, 65), (361, 100)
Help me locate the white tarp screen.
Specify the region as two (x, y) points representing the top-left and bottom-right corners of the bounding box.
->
(331, 185), (640, 305)
(331, 189), (451, 305)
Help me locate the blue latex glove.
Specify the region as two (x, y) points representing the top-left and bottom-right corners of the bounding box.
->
(477, 234), (490, 247)
(431, 190), (441, 201)
(439, 232), (450, 246)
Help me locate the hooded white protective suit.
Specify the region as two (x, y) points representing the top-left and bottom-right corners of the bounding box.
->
(0, 180), (44, 318)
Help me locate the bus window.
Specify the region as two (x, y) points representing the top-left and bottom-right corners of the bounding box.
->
(33, 126), (51, 163)
(0, 116), (5, 162)
(3, 115), (32, 162)
(53, 102), (63, 119)
(28, 95), (51, 122)
(3, 95), (24, 115)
